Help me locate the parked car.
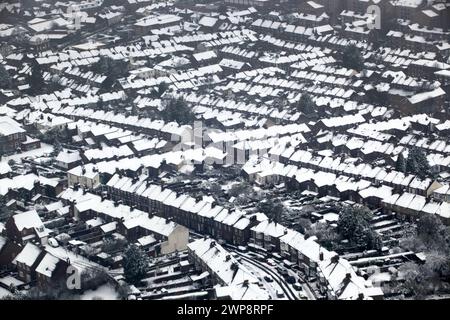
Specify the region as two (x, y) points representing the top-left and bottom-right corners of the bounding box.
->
(48, 238), (59, 248)
(283, 259), (294, 269)
(255, 255), (265, 262)
(299, 292), (308, 300)
(276, 265), (286, 273)
(293, 283), (303, 291)
(271, 252), (282, 260)
(237, 246), (247, 252)
(266, 258), (276, 266)
(292, 265), (300, 272)
(285, 276), (296, 284)
(280, 269), (289, 277)
(264, 275), (273, 283)
(276, 290), (285, 298)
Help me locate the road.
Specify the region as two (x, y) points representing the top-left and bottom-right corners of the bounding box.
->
(223, 245), (306, 300)
(236, 252), (298, 300)
(223, 244), (316, 300)
(286, 268), (317, 300)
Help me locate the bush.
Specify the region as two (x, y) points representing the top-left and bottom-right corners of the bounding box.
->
(228, 182), (251, 198)
(81, 269), (110, 290)
(101, 237), (128, 254)
(256, 199), (284, 222)
(308, 221), (340, 250)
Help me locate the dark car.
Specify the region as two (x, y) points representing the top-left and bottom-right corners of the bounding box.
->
(285, 276), (296, 284)
(280, 269), (289, 277)
(291, 265), (300, 272)
(264, 275), (274, 283)
(257, 255), (266, 262)
(277, 266), (288, 275)
(293, 283), (303, 291)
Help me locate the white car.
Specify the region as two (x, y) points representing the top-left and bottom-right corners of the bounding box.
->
(48, 238), (59, 248)
(299, 292), (308, 300)
(266, 258), (276, 266)
(237, 246), (247, 252)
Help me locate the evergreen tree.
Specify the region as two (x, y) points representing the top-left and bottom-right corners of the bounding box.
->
(123, 245), (150, 285)
(94, 56), (128, 77)
(218, 3), (227, 15)
(396, 214), (450, 298)
(337, 205), (381, 250)
(396, 153), (407, 172)
(414, 148), (430, 178)
(0, 195), (12, 221)
(28, 61), (45, 94)
(101, 76), (115, 90)
(161, 97), (194, 124)
(96, 97), (104, 110)
(416, 213), (450, 252)
(406, 147), (431, 179)
(157, 81), (168, 96)
(308, 221), (340, 250)
(38, 126), (71, 145)
(406, 151), (418, 174)
(0, 64), (11, 89)
(151, 81), (168, 98)
(342, 45), (364, 71)
(295, 93), (316, 115)
(95, 56), (110, 74)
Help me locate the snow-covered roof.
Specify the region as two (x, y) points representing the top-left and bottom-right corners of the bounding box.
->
(0, 162), (12, 175)
(35, 253), (61, 278)
(12, 210), (44, 232)
(55, 150), (81, 164)
(0, 116), (25, 136)
(251, 219), (287, 238)
(14, 242), (42, 267)
(317, 257), (378, 300)
(188, 238), (260, 286)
